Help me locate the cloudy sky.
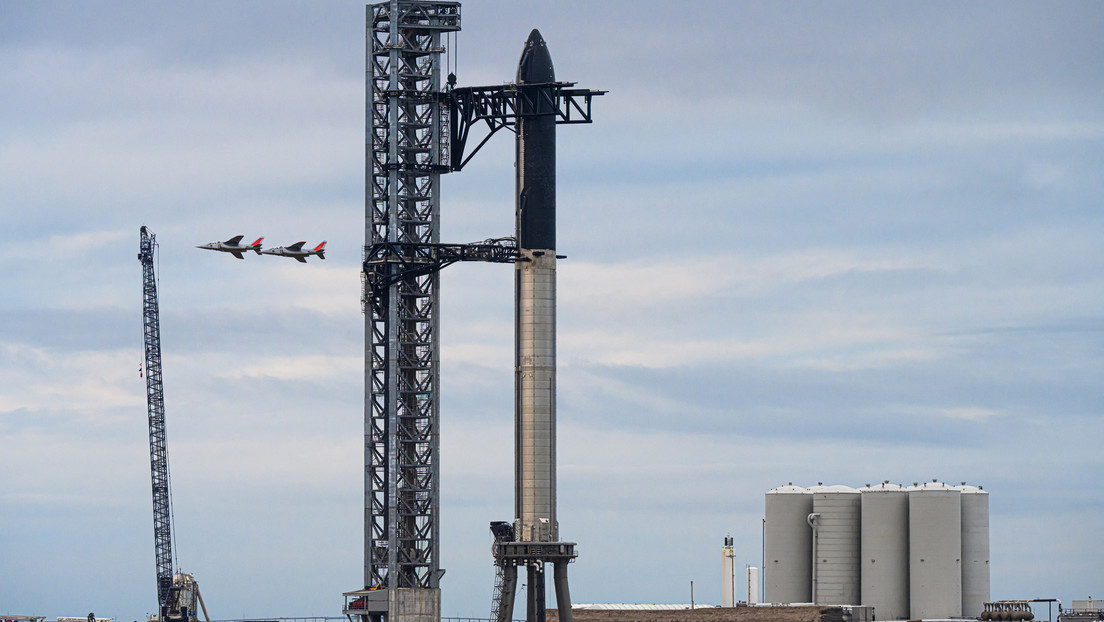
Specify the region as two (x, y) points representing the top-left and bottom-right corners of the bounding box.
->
(2, 1), (1102, 620)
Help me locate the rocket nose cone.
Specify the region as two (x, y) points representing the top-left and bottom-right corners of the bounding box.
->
(517, 28), (555, 83)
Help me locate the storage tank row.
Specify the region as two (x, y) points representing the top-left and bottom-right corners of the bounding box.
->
(763, 481), (989, 620)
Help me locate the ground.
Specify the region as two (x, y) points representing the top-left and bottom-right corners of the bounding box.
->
(546, 605), (839, 622)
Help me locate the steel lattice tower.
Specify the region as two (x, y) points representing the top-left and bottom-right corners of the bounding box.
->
(350, 3), (460, 618)
(140, 226), (175, 610)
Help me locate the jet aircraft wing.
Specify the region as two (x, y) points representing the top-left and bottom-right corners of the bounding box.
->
(231, 251), (244, 259)
(295, 256), (307, 263)
(287, 241), (306, 251)
(226, 235), (244, 245)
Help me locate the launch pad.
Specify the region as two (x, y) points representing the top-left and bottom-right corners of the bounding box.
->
(490, 531), (578, 622)
(349, 2), (602, 622)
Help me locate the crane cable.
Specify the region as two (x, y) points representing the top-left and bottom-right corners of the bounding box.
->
(448, 30), (458, 85)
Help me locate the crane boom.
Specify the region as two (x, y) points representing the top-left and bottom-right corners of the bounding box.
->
(139, 225), (174, 610)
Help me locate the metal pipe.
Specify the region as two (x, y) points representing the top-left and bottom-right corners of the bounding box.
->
(195, 583), (210, 622)
(807, 513), (820, 605)
(761, 518), (766, 604)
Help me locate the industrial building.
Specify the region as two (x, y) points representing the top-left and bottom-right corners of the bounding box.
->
(547, 605), (859, 622)
(763, 481), (990, 620)
(1063, 600), (1104, 622)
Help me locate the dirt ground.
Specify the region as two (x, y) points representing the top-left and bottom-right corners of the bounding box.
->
(547, 605), (838, 622)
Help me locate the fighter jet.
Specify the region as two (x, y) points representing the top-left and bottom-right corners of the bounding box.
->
(260, 241), (326, 263)
(196, 235), (263, 259)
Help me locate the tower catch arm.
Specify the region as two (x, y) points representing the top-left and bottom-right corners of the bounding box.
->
(448, 83), (605, 171)
(362, 238), (518, 303)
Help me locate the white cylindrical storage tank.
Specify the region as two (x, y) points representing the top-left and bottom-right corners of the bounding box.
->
(764, 484), (813, 604)
(747, 566), (760, 605)
(860, 482), (909, 620)
(908, 482), (962, 619)
(957, 484), (990, 618)
(809, 484), (861, 605)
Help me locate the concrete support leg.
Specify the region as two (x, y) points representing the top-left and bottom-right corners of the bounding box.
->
(499, 564), (518, 622)
(553, 560), (573, 622)
(526, 563), (546, 622)
(387, 588), (440, 622)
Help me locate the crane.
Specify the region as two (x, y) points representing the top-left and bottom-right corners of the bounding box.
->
(139, 226), (209, 622)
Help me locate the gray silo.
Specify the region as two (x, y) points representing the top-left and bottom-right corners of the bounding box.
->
(957, 484), (991, 618)
(860, 483), (909, 620)
(908, 482), (962, 619)
(764, 484), (813, 604)
(809, 484), (861, 605)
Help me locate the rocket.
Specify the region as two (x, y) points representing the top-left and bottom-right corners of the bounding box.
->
(515, 28), (559, 546)
(488, 23), (602, 622)
(500, 29), (584, 622)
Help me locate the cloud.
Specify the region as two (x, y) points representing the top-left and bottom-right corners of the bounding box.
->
(560, 249), (945, 308)
(936, 406), (1002, 422)
(2, 1), (1102, 619)
(225, 354), (360, 383)
(0, 45), (361, 223)
(0, 344), (142, 417)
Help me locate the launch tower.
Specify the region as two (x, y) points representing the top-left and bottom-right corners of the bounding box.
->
(346, 3), (601, 622)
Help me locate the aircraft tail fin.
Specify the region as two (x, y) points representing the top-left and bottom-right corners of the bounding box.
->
(313, 241), (327, 252)
(250, 237), (263, 253)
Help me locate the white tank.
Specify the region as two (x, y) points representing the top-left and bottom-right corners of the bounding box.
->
(908, 482), (962, 619)
(957, 484), (990, 618)
(809, 484), (861, 605)
(764, 484), (813, 604)
(747, 566), (760, 605)
(860, 483), (909, 620)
